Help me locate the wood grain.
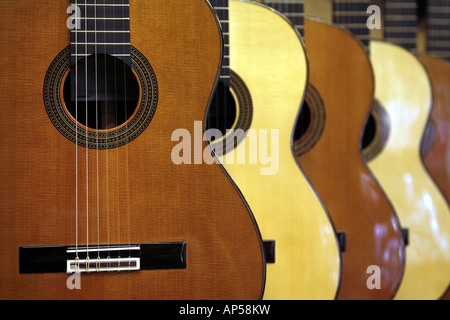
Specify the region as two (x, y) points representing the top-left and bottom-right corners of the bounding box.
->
(295, 19), (405, 300)
(419, 55), (450, 204)
(0, 0), (265, 300)
(216, 0), (341, 300)
(419, 54), (450, 301)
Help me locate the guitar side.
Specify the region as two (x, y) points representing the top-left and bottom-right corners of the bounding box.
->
(295, 19), (405, 300)
(419, 55), (450, 204)
(217, 0), (341, 300)
(0, 0), (266, 300)
(370, 40), (450, 300)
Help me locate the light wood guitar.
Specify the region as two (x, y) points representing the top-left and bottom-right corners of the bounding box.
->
(283, 0), (405, 299)
(0, 0), (266, 299)
(368, 0), (450, 300)
(206, 0), (341, 300)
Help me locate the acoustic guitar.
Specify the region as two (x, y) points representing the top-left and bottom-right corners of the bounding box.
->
(418, 0), (450, 301)
(368, 0), (450, 300)
(419, 0), (450, 207)
(275, 0), (406, 299)
(206, 0), (341, 300)
(0, 0), (266, 299)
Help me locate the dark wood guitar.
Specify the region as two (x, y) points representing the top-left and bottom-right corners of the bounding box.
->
(269, 0), (405, 299)
(0, 0), (266, 299)
(418, 0), (450, 300)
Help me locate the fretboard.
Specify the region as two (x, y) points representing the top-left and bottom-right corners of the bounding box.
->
(263, 0), (305, 37)
(426, 0), (450, 61)
(383, 0), (418, 52)
(69, 0), (131, 66)
(210, 0), (230, 83)
(333, 0), (371, 52)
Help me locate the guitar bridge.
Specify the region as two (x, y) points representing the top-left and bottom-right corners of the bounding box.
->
(19, 242), (186, 274)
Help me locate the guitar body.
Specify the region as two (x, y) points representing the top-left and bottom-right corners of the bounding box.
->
(213, 1), (341, 300)
(419, 55), (450, 204)
(0, 0), (266, 299)
(369, 41), (450, 300)
(419, 57), (450, 300)
(295, 19), (405, 300)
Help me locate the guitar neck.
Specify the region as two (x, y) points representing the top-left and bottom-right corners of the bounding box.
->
(383, 0), (418, 52)
(333, 0), (371, 52)
(69, 0), (131, 66)
(426, 0), (450, 61)
(210, 0), (230, 83)
(263, 0), (305, 37)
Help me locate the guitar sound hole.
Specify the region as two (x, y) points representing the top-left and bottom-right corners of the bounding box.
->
(294, 101), (312, 141)
(206, 80), (237, 140)
(63, 54), (140, 130)
(362, 113), (376, 150)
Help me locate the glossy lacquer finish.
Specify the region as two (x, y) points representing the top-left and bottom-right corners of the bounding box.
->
(370, 41), (450, 300)
(0, 0), (266, 299)
(419, 55), (450, 204)
(419, 55), (450, 301)
(296, 19), (405, 300)
(217, 1), (341, 300)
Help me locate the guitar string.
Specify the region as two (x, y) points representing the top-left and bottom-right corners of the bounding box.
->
(123, 0), (132, 264)
(104, 1), (111, 265)
(85, 0), (90, 271)
(95, 0), (101, 269)
(75, 0), (80, 272)
(113, 0), (122, 263)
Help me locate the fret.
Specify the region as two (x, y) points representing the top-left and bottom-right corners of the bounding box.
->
(383, 0), (418, 50)
(427, 19), (450, 25)
(334, 11), (369, 16)
(210, 0), (230, 83)
(333, 0), (370, 52)
(426, 0), (450, 61)
(283, 12), (304, 17)
(383, 37), (416, 43)
(263, 0), (304, 36)
(70, 2), (129, 18)
(70, 0), (128, 4)
(427, 29), (450, 38)
(73, 17), (129, 20)
(70, 44), (130, 55)
(427, 40), (450, 46)
(72, 30), (130, 33)
(70, 0), (131, 67)
(384, 2), (416, 9)
(75, 3), (129, 6)
(71, 42), (131, 45)
(73, 20), (131, 32)
(71, 53), (130, 57)
(428, 7), (450, 14)
(384, 15), (417, 21)
(72, 32), (128, 44)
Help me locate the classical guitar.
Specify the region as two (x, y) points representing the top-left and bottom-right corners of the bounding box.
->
(369, 0), (450, 300)
(419, 0), (450, 206)
(206, 0), (341, 300)
(276, 0), (406, 299)
(0, 0), (266, 299)
(418, 0), (450, 300)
